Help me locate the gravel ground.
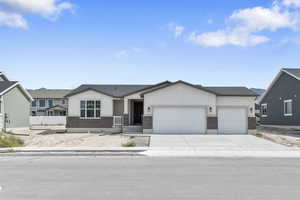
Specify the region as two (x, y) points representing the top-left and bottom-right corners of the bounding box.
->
(8, 127), (149, 147)
(256, 132), (300, 147)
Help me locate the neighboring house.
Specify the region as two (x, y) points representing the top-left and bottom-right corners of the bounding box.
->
(259, 68), (300, 126)
(250, 88), (266, 123)
(66, 80), (258, 134)
(28, 88), (71, 116)
(0, 72), (32, 131)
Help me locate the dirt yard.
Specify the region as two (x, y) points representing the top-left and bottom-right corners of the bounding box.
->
(10, 127), (149, 147)
(256, 126), (300, 147)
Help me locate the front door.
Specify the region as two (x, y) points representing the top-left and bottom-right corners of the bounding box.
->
(133, 101), (143, 125)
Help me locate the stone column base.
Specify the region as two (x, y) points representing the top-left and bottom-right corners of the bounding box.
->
(248, 130), (257, 135)
(207, 129), (218, 135)
(143, 129), (153, 134)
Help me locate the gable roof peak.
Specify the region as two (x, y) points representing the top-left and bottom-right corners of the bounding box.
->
(281, 68), (300, 80)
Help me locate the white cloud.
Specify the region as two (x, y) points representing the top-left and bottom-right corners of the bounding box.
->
(189, 30), (269, 47)
(0, 0), (74, 29)
(114, 48), (143, 59)
(0, 10), (27, 29)
(0, 0), (73, 17)
(189, 1), (300, 47)
(283, 0), (300, 7)
(168, 23), (185, 38)
(115, 50), (129, 58)
(230, 5), (298, 31)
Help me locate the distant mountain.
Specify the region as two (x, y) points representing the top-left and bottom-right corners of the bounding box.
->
(250, 88), (265, 95)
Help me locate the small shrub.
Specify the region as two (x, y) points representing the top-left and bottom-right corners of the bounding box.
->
(255, 132), (263, 137)
(0, 135), (24, 148)
(122, 141), (136, 147)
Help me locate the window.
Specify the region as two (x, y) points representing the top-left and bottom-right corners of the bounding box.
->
(62, 99), (67, 104)
(284, 100), (293, 116)
(32, 100), (37, 107)
(39, 99), (45, 107)
(48, 99), (53, 108)
(261, 104), (267, 117)
(80, 100), (101, 118)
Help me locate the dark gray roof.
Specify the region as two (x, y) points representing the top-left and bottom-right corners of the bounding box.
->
(66, 84), (153, 98)
(28, 88), (71, 99)
(282, 68), (300, 79)
(0, 81), (17, 94)
(204, 87), (259, 96)
(67, 81), (258, 98)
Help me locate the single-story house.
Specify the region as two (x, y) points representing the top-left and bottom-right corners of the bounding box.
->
(259, 68), (300, 126)
(65, 80), (258, 134)
(0, 72), (32, 131)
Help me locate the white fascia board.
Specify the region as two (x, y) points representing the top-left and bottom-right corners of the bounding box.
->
(0, 72), (9, 81)
(281, 69), (300, 81)
(258, 70), (283, 104)
(0, 82), (33, 102)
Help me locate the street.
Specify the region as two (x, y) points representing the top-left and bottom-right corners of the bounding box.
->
(0, 156), (300, 200)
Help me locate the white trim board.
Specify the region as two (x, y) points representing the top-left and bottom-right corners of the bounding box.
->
(259, 68), (299, 104)
(0, 82), (33, 102)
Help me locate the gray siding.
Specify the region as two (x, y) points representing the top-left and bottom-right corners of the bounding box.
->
(3, 87), (30, 128)
(113, 100), (124, 116)
(260, 72), (300, 125)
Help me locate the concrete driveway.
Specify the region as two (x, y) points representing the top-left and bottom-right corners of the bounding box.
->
(150, 135), (289, 151)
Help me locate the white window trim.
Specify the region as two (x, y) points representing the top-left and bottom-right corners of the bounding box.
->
(261, 103), (268, 117)
(284, 99), (293, 116)
(80, 99), (101, 119)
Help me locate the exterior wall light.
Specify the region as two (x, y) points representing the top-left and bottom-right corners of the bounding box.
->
(209, 107), (212, 113)
(250, 107), (253, 113)
(147, 106), (151, 112)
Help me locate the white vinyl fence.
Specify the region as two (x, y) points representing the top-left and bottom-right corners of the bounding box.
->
(0, 114), (3, 130)
(30, 116), (66, 126)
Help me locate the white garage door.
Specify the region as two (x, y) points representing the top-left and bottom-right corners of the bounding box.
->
(218, 107), (247, 134)
(153, 106), (206, 134)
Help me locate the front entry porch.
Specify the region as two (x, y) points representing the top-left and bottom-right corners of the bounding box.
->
(121, 99), (144, 133)
(129, 99), (144, 126)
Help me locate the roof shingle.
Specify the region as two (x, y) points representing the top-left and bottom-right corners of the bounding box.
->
(0, 81), (17, 94)
(66, 82), (258, 98)
(282, 68), (300, 80)
(28, 88), (71, 99)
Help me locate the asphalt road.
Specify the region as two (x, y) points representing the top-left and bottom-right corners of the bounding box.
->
(0, 156), (300, 200)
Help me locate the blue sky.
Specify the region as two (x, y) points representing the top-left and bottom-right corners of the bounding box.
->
(1, 0), (300, 89)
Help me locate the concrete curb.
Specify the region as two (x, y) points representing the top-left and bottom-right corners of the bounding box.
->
(0, 147), (148, 154)
(142, 150), (300, 158)
(0, 152), (145, 157)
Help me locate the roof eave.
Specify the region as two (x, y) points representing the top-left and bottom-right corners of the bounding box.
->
(123, 81), (171, 97)
(140, 80), (218, 97)
(65, 87), (119, 98)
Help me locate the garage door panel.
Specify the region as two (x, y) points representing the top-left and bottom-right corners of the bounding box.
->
(153, 106), (206, 134)
(218, 108), (247, 134)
